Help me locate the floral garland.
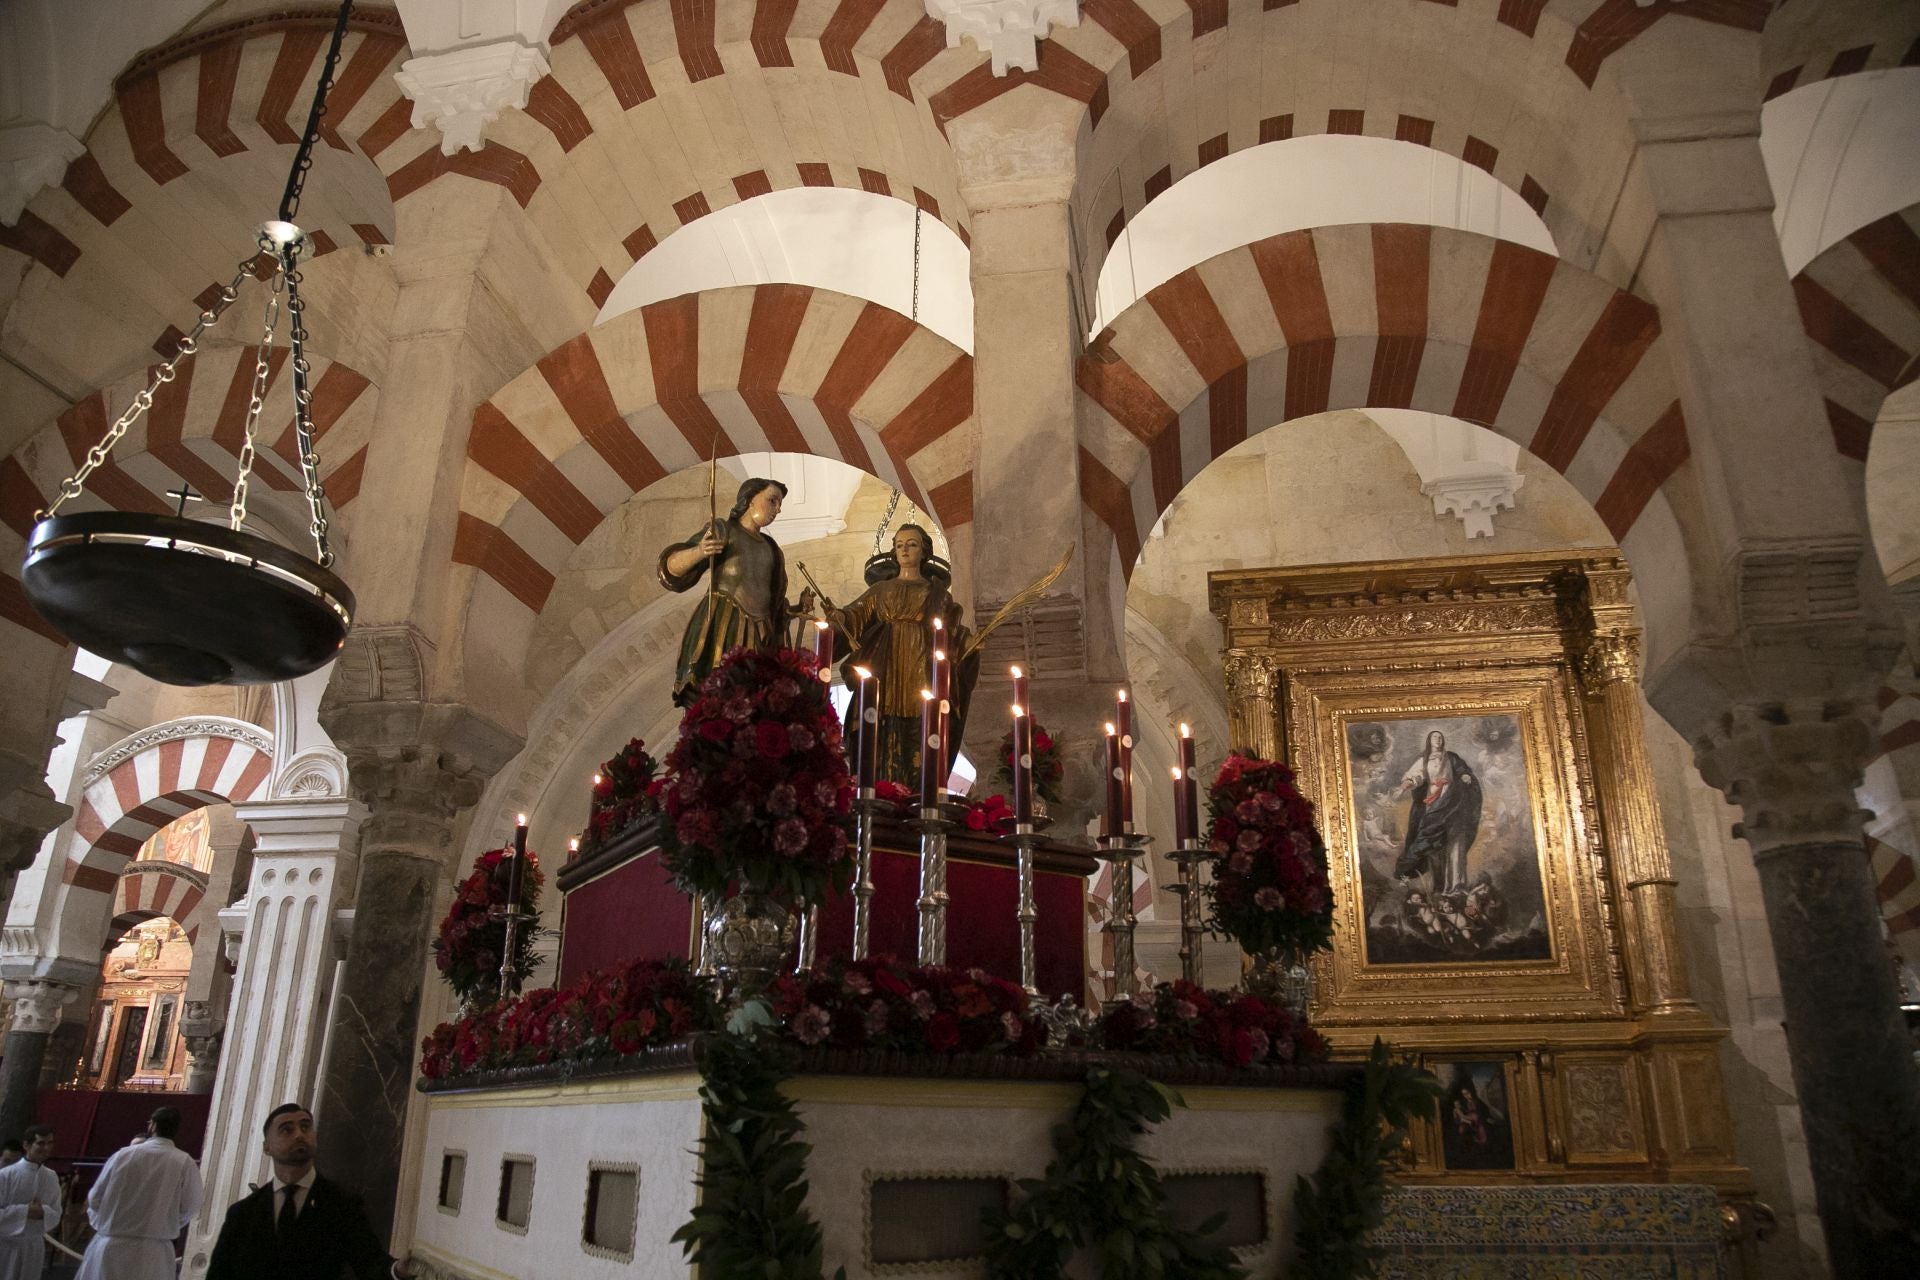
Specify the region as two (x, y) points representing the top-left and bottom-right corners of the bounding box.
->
(1096, 979), (1329, 1068)
(981, 1066), (1244, 1280)
(1204, 753), (1335, 959)
(419, 957), (716, 1079)
(431, 846), (543, 1008)
(660, 647), (855, 906)
(577, 736), (662, 861)
(1291, 1039), (1444, 1280)
(767, 955), (1045, 1055)
(994, 717), (1065, 804)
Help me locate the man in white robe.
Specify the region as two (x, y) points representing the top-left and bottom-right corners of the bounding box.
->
(76, 1105), (203, 1280)
(0, 1126), (61, 1280)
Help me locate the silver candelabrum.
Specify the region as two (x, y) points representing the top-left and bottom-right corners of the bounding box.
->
(910, 799), (961, 966)
(1095, 830), (1151, 998)
(1164, 842), (1218, 985)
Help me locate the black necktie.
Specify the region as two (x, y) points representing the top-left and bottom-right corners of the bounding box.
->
(277, 1185), (299, 1239)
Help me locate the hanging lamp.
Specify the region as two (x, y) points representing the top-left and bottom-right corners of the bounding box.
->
(21, 1), (359, 686)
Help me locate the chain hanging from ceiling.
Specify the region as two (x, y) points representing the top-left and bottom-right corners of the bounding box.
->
(20, 0), (359, 686)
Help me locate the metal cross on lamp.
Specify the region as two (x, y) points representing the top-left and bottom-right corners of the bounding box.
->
(19, 1), (360, 686)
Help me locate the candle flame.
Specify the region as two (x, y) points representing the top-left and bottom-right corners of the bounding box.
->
(853, 665), (872, 680)
(1105, 722), (1117, 735)
(1012, 703), (1025, 717)
(1117, 688), (1128, 702)
(1171, 766), (1183, 780)
(592, 773), (602, 785)
(932, 617), (943, 631)
(516, 813), (527, 827)
(814, 619), (828, 631)
(922, 688), (935, 702)
(1010, 664), (1023, 679)
(1179, 722), (1191, 738)
(568, 837), (579, 851)
(933, 649), (946, 662)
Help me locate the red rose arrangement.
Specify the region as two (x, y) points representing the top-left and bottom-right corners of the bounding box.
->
(577, 737), (662, 861)
(766, 955), (1045, 1056)
(432, 846), (543, 1007)
(420, 958), (718, 1079)
(994, 718), (1065, 804)
(1204, 753), (1335, 959)
(1096, 980), (1329, 1068)
(874, 779), (914, 807)
(660, 647), (855, 906)
(963, 793), (1015, 833)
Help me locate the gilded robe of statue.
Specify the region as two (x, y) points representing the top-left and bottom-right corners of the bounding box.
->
(827, 574), (979, 787)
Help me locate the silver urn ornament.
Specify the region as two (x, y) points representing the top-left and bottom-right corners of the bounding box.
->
(703, 888), (795, 1001)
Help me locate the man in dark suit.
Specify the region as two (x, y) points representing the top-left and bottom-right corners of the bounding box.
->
(206, 1103), (419, 1280)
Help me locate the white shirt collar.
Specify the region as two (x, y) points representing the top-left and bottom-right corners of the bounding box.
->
(271, 1166), (317, 1195)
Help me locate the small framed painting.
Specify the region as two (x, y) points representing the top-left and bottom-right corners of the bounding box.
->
(1433, 1059), (1517, 1172)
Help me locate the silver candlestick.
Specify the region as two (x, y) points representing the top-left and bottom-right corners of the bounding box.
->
(1003, 822), (1042, 996)
(489, 903), (539, 998)
(794, 901), (821, 972)
(851, 791), (884, 960)
(911, 801), (960, 966)
(1164, 843), (1217, 985)
(1095, 832), (1151, 999)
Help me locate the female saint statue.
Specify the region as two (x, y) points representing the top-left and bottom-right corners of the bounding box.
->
(815, 524), (979, 786)
(657, 477), (796, 706)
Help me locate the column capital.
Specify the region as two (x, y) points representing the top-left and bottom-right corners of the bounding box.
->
(1578, 632), (1642, 690)
(1692, 699), (1880, 857)
(924, 0), (1079, 77)
(0, 122), (84, 226)
(2, 978), (76, 1034)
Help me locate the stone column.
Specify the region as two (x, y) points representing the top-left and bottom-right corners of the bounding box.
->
(316, 678), (516, 1242)
(951, 100), (1115, 842)
(1694, 702), (1920, 1274)
(0, 978), (76, 1142)
(180, 796), (362, 1280)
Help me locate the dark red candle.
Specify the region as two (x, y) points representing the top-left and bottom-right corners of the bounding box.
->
(1178, 723), (1199, 844)
(1102, 723), (1122, 839)
(507, 814), (528, 909)
(1116, 689), (1134, 829)
(1012, 703), (1033, 827)
(853, 665), (876, 793)
(1171, 766), (1186, 845)
(812, 619), (833, 681)
(919, 688), (942, 806)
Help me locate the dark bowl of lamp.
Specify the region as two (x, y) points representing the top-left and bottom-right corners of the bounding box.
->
(22, 511), (354, 686)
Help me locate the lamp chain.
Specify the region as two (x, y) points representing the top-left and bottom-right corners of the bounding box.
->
(228, 247), (285, 533)
(35, 256), (257, 521)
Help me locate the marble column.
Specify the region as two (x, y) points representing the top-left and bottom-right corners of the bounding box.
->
(314, 689), (514, 1242)
(1694, 702), (1920, 1275)
(0, 978), (75, 1143)
(180, 796), (362, 1280)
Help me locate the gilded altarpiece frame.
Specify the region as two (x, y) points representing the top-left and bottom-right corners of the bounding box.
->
(1209, 552), (1751, 1199)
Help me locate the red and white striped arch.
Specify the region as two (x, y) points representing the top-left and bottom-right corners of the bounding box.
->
(1762, 0), (1920, 102)
(388, 0), (987, 312)
(0, 344), (379, 641)
(110, 862), (213, 950)
(0, 11), (409, 391)
(64, 721), (273, 895)
(455, 283), (974, 614)
(1793, 205), (1920, 472)
(1018, 0), (1773, 298)
(1078, 223), (1691, 574)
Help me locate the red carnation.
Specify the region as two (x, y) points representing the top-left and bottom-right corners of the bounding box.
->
(925, 1012), (961, 1052)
